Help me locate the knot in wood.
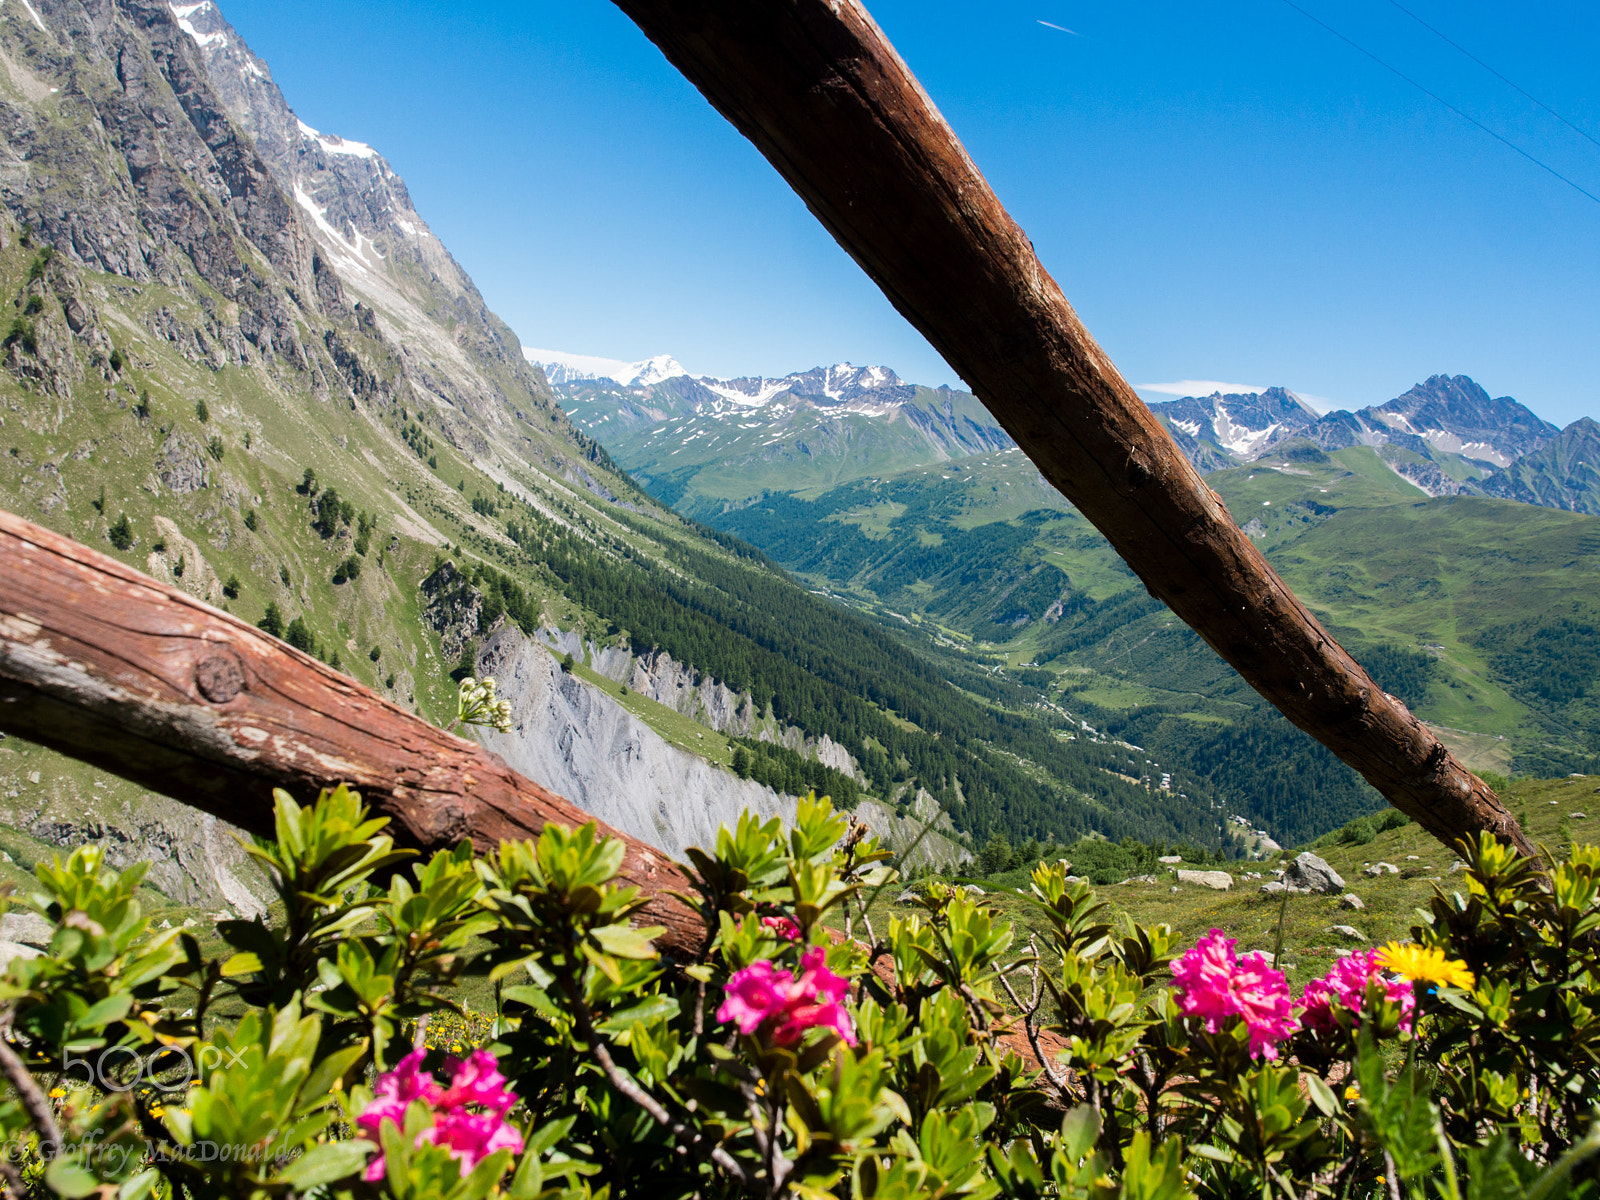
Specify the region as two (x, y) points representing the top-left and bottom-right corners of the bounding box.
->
(195, 652), (246, 704)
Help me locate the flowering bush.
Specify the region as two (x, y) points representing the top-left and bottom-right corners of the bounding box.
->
(0, 786), (1596, 1199)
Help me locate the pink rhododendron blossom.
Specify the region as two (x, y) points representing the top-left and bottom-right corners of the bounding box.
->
(1171, 929), (1299, 1060)
(359, 1049), (524, 1181)
(762, 915), (802, 942)
(717, 946), (857, 1047)
(1301, 949), (1415, 1035)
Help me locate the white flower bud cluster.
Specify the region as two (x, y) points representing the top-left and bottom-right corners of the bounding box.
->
(455, 675), (513, 733)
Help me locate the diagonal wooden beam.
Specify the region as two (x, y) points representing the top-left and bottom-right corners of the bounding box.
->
(0, 508), (703, 956)
(606, 0), (1532, 858)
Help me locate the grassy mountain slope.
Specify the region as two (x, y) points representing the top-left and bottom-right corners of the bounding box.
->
(0, 0), (1260, 872)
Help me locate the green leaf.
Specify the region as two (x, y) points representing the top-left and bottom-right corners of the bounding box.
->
(45, 1158), (101, 1198)
(592, 923), (662, 960)
(277, 1138), (374, 1187)
(221, 952), (263, 978)
(1304, 1073), (1338, 1117)
(1060, 1104), (1101, 1162)
(596, 994), (680, 1033)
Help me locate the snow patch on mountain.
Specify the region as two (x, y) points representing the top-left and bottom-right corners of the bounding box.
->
(526, 348), (688, 387)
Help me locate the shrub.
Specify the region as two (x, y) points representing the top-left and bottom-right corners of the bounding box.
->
(0, 791), (1596, 1199)
(1337, 815), (1376, 845)
(560, 651), (575, 674)
(207, 435), (224, 462)
(22, 294), (42, 316)
(108, 347), (124, 372)
(243, 507), (258, 532)
(369, 645), (382, 662)
(223, 575), (240, 600)
(106, 513), (133, 550)
(195, 398), (209, 423)
(332, 555), (362, 584)
(5, 317), (37, 355)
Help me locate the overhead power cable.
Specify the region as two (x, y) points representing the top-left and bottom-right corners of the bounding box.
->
(1385, 0), (1600, 154)
(1276, 0), (1600, 208)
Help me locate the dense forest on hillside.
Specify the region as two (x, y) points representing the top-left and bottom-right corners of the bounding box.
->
(487, 499), (1231, 847)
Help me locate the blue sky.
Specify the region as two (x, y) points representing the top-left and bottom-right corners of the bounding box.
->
(221, 0), (1600, 425)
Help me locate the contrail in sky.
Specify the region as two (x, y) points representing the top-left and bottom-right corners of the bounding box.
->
(1037, 20), (1080, 35)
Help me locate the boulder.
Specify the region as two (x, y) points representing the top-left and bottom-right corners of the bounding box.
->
(1405, 855), (1421, 861)
(1327, 925), (1366, 941)
(962, 884), (986, 896)
(1158, 855), (1182, 865)
(0, 941), (40, 972)
(1363, 862), (1399, 877)
(1285, 852), (1345, 894)
(1339, 893), (1366, 911)
(0, 911), (54, 948)
(894, 890), (921, 905)
(1177, 869), (1232, 891)
(1572, 812), (1588, 820)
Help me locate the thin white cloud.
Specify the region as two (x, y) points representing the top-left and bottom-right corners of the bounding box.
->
(1135, 379), (1268, 398)
(1038, 20), (1081, 35)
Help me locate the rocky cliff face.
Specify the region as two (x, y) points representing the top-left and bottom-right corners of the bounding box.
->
(167, 0), (572, 445)
(0, 752), (268, 917)
(474, 625), (800, 860)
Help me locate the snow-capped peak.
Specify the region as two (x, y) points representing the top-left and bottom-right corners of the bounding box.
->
(523, 347), (689, 388)
(168, 0), (227, 48)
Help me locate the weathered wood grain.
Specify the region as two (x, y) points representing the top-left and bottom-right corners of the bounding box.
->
(0, 509), (703, 956)
(607, 0), (1532, 857)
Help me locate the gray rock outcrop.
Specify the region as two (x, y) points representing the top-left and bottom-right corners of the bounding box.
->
(1285, 852), (1344, 894)
(1177, 869), (1232, 891)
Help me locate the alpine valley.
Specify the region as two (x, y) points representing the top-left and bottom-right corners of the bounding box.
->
(534, 349), (1600, 845)
(0, 0), (1328, 938)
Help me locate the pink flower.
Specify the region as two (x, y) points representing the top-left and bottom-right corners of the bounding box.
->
(359, 1049), (524, 1181)
(436, 1050), (516, 1115)
(1171, 929), (1299, 1060)
(717, 946), (857, 1047)
(1301, 950), (1415, 1035)
(762, 915), (802, 942)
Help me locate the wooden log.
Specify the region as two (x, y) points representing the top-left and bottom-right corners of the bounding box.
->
(606, 0), (1532, 858)
(0, 509), (703, 957)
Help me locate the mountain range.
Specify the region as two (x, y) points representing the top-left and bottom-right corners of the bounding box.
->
(543, 353), (1600, 830)
(0, 0), (1294, 930)
(539, 353), (1600, 517)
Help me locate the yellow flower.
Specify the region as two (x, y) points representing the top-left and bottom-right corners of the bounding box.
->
(150, 1106), (165, 1118)
(1376, 942), (1474, 989)
(48, 1088), (64, 1099)
(1344, 1086), (1360, 1101)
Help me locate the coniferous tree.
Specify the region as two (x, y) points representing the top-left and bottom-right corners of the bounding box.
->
(257, 603), (285, 640)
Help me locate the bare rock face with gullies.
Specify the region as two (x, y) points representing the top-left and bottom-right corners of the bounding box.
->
(0, 785), (268, 918)
(472, 625), (799, 860)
